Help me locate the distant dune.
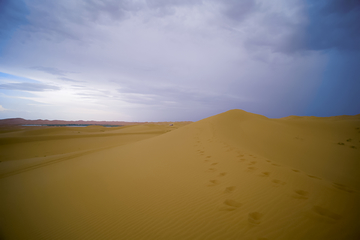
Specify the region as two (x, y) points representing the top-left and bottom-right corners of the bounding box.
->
(0, 109), (359, 240)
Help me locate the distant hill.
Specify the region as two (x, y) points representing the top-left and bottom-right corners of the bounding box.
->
(0, 118), (192, 126)
(0, 118), (141, 126)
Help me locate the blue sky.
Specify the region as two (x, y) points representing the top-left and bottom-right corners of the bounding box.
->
(0, 0), (359, 121)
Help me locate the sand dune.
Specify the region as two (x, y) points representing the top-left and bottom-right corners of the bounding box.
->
(0, 110), (359, 239)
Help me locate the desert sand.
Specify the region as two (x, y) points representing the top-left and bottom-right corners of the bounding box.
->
(0, 109), (359, 240)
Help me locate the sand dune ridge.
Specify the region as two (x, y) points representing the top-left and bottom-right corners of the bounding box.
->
(0, 109), (359, 239)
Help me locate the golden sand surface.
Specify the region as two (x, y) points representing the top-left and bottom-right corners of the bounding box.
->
(0, 110), (359, 240)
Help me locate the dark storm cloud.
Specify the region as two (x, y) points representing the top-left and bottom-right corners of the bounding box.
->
(18, 0), (202, 43)
(146, 0), (201, 7)
(145, 0), (202, 13)
(305, 50), (360, 117)
(0, 0), (28, 38)
(0, 82), (60, 91)
(0, 0), (28, 52)
(19, 0), (299, 54)
(83, 0), (142, 21)
(20, 0), (142, 42)
(220, 0), (256, 22)
(306, 0), (360, 51)
(217, 0), (360, 53)
(302, 0), (360, 117)
(214, 0), (307, 54)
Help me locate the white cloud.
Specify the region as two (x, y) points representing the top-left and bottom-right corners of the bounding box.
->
(0, 104), (7, 111)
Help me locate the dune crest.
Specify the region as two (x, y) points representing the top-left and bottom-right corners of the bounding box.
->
(0, 109), (359, 240)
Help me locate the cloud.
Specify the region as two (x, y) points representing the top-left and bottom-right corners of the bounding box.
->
(11, 0), (359, 55)
(76, 90), (111, 99)
(305, 0), (360, 51)
(0, 82), (60, 91)
(19, 0), (146, 42)
(15, 0), (307, 55)
(300, 0), (360, 117)
(117, 82), (244, 108)
(81, 0), (139, 24)
(0, 104), (7, 111)
(0, 0), (358, 121)
(220, 0), (256, 22)
(208, 0), (308, 54)
(0, 0), (29, 40)
(58, 77), (82, 82)
(31, 66), (71, 76)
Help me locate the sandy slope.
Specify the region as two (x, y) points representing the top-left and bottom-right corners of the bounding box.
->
(0, 123), (184, 163)
(0, 110), (359, 240)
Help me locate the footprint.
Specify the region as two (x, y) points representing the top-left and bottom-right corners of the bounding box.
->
(248, 212), (262, 224)
(206, 156), (211, 158)
(292, 169), (300, 172)
(224, 199), (242, 207)
(224, 186), (236, 193)
(260, 172), (270, 177)
(292, 190), (309, 199)
(248, 161), (257, 165)
(272, 163), (281, 167)
(272, 179), (286, 186)
(266, 160), (271, 163)
(211, 163), (218, 165)
(307, 175), (322, 180)
(207, 168), (216, 172)
(239, 158), (246, 162)
(208, 180), (219, 186)
(311, 206), (342, 222)
(204, 160), (210, 162)
(218, 172), (227, 177)
(332, 183), (353, 193)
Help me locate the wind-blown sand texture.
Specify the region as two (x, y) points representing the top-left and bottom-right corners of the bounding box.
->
(1, 109), (359, 240)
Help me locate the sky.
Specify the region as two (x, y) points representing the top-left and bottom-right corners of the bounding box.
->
(0, 0), (359, 121)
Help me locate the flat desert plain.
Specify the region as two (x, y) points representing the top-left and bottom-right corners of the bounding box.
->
(0, 109), (360, 240)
